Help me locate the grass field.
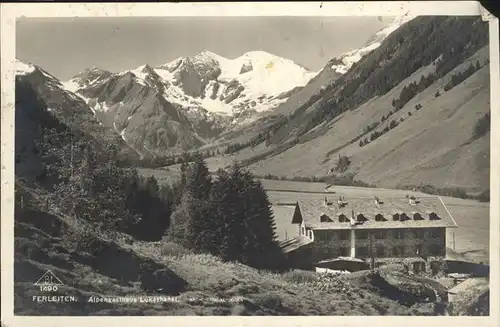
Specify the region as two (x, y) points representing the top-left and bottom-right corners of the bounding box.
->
(266, 180), (490, 264)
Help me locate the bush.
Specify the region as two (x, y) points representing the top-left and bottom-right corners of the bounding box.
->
(138, 263), (188, 295)
(282, 270), (318, 284)
(161, 242), (191, 257)
(473, 112), (490, 139)
(335, 156), (351, 173)
(400, 184), (472, 199)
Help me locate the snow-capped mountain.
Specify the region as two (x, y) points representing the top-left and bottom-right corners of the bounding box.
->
(153, 50), (315, 115)
(14, 59), (141, 162)
(65, 50), (315, 121)
(330, 15), (415, 74)
(15, 59), (207, 158)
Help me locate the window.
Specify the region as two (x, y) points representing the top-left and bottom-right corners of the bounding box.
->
(357, 214), (368, 222)
(376, 245), (385, 257)
(375, 214), (387, 222)
(339, 214), (350, 223)
(429, 228), (442, 238)
(339, 246), (349, 257)
(339, 230), (350, 241)
(413, 213), (424, 221)
(413, 229), (425, 238)
(392, 230), (405, 239)
(400, 213), (410, 221)
(392, 245), (405, 256)
(357, 230), (369, 239)
(429, 212), (440, 220)
(428, 244), (442, 256)
(415, 244), (423, 255)
(318, 231), (333, 242)
(320, 214), (333, 222)
(356, 246), (369, 257)
(393, 214), (400, 221)
(374, 231), (386, 239)
(301, 227), (305, 236)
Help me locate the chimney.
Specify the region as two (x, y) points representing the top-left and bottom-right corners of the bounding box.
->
(409, 195), (417, 205)
(338, 196), (346, 208)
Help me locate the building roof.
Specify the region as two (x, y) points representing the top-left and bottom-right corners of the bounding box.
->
(278, 236), (313, 253)
(293, 195), (458, 230)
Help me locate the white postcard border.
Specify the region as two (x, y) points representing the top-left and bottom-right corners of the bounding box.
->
(1, 2), (498, 327)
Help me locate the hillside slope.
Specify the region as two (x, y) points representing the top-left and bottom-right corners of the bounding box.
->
(13, 73), (438, 316)
(249, 46), (490, 192)
(15, 181), (442, 316)
(235, 16), (490, 192)
(15, 60), (140, 168)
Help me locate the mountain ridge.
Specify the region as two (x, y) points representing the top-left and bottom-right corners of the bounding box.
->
(216, 16), (490, 193)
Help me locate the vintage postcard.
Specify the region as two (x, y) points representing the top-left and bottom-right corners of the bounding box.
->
(1, 1), (498, 327)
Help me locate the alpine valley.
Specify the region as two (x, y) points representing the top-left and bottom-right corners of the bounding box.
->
(15, 15), (490, 193)
(12, 14), (491, 317)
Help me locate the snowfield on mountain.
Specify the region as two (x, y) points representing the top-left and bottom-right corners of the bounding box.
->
(64, 50), (316, 119)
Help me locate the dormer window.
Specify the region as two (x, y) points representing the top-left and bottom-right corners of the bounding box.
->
(429, 212), (440, 220)
(320, 213), (333, 222)
(413, 212), (424, 221)
(357, 214), (368, 222)
(393, 213), (401, 221)
(375, 214), (387, 222)
(338, 214), (350, 223)
(400, 213), (411, 221)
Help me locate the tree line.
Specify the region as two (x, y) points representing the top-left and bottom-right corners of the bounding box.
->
(443, 60), (483, 92)
(34, 109), (284, 269)
(167, 156), (285, 269)
(359, 57), (486, 149)
(35, 124), (177, 241)
(138, 148), (221, 169)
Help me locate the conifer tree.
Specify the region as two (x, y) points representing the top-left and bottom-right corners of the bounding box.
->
(217, 163), (246, 262)
(185, 155), (212, 200)
(179, 156), (215, 250)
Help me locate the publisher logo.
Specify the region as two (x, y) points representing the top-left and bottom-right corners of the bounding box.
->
(34, 270), (64, 292)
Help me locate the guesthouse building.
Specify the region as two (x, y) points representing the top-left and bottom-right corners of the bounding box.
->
(280, 195), (458, 275)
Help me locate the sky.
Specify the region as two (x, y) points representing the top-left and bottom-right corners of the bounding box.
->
(17, 16), (392, 80)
